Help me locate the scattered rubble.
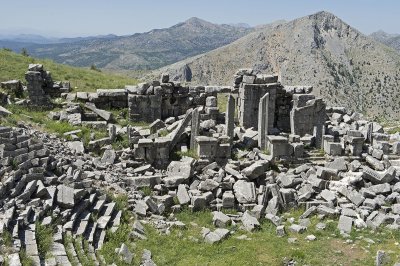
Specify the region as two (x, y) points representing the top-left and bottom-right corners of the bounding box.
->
(1, 65), (400, 264)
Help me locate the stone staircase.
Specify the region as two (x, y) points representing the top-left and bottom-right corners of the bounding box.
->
(0, 126), (122, 265)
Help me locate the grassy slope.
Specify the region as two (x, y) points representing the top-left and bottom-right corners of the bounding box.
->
(99, 206), (400, 266)
(0, 49), (138, 92)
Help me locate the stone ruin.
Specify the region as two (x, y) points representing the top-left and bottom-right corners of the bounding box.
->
(1, 65), (400, 264)
(24, 64), (70, 107)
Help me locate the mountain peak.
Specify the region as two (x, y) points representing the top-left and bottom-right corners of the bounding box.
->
(184, 17), (211, 26)
(310, 10), (337, 19)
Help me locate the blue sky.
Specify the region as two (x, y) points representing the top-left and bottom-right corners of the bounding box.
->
(0, 0), (398, 37)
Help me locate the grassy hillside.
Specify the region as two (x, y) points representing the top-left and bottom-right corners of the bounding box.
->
(0, 49), (138, 92)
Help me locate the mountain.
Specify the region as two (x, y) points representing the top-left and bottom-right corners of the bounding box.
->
(370, 30), (400, 52)
(0, 34), (120, 53)
(0, 34), (59, 44)
(152, 11), (400, 119)
(5, 18), (252, 71)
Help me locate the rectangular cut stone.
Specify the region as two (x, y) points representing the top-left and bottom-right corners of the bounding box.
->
(190, 107), (200, 150)
(225, 94), (235, 140)
(258, 93), (269, 150)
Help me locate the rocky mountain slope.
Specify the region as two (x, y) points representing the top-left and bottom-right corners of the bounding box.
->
(370, 30), (400, 52)
(153, 11), (400, 120)
(8, 18), (252, 70)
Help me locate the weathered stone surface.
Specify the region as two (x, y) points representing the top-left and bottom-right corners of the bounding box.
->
(118, 243), (133, 264)
(241, 211), (260, 232)
(67, 141), (85, 154)
(85, 103), (113, 121)
(242, 160), (269, 179)
(362, 166), (396, 184)
(233, 180), (256, 204)
(338, 215), (352, 234)
(177, 184), (190, 205)
(56, 185), (75, 208)
(213, 211), (231, 228)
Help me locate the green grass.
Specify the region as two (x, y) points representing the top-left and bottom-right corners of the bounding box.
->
(175, 149), (199, 160)
(35, 222), (54, 258)
(64, 234), (80, 266)
(36, 222), (54, 259)
(91, 206), (400, 266)
(106, 192), (132, 223)
(1, 105), (108, 147)
(130, 209), (400, 266)
(217, 93), (230, 113)
(74, 237), (95, 266)
(19, 249), (34, 266)
(0, 49), (138, 92)
(1, 231), (13, 247)
(99, 224), (135, 266)
(139, 186), (153, 197)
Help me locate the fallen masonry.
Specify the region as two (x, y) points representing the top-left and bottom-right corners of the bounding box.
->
(0, 66), (400, 264)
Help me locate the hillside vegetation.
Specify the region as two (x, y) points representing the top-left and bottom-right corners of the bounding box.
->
(0, 49), (138, 92)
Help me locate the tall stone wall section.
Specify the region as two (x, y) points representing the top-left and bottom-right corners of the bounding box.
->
(127, 74), (229, 123)
(24, 64), (68, 107)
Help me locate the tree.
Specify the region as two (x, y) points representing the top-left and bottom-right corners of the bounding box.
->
(21, 48), (29, 57)
(90, 64), (101, 72)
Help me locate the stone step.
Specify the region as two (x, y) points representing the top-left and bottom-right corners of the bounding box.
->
(110, 210), (122, 232)
(21, 225), (41, 266)
(64, 232), (82, 266)
(87, 244), (100, 266)
(86, 221), (98, 244)
(50, 242), (72, 266)
(73, 237), (93, 266)
(93, 228), (106, 251)
(7, 253), (22, 266)
(101, 202), (115, 217)
(75, 219), (90, 237)
(92, 199), (106, 214)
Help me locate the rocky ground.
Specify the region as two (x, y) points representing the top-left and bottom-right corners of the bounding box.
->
(1, 66), (400, 265)
(1, 105), (400, 265)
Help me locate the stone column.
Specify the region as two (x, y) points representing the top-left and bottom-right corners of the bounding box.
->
(190, 107), (200, 150)
(25, 71), (51, 107)
(108, 124), (116, 141)
(367, 123), (373, 144)
(258, 93), (269, 150)
(225, 94), (235, 140)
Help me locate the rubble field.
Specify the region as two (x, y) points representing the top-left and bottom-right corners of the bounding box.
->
(1, 65), (400, 265)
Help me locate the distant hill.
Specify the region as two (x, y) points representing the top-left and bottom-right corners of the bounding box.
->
(370, 30), (400, 52)
(0, 49), (137, 92)
(152, 11), (400, 119)
(1, 18), (252, 71)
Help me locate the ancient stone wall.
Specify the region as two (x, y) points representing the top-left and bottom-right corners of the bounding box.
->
(24, 64), (68, 106)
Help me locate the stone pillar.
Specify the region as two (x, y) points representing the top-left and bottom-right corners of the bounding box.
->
(190, 107), (200, 150)
(313, 124), (325, 149)
(367, 123), (373, 144)
(205, 96), (219, 121)
(108, 124), (116, 141)
(225, 94), (235, 140)
(25, 71), (51, 107)
(258, 93), (269, 150)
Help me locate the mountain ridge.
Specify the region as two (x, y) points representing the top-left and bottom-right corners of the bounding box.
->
(151, 11), (400, 119)
(370, 30), (400, 52)
(0, 18), (253, 71)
